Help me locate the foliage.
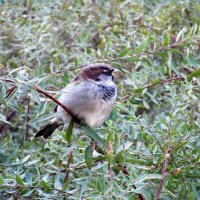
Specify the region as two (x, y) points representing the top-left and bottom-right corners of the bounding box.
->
(0, 0), (200, 199)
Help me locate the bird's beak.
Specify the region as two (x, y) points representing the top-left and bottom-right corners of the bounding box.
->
(112, 68), (121, 78)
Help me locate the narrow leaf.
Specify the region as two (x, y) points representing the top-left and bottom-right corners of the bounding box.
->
(66, 119), (73, 145)
(0, 174), (5, 184)
(41, 180), (50, 190)
(187, 68), (200, 80)
(134, 174), (162, 184)
(118, 48), (131, 58)
(82, 126), (106, 147)
(54, 173), (62, 189)
(135, 37), (150, 54)
(16, 174), (24, 186)
(85, 145), (93, 170)
(162, 30), (170, 46)
(0, 113), (11, 125)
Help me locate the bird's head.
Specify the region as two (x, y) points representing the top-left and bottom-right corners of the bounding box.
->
(75, 63), (120, 82)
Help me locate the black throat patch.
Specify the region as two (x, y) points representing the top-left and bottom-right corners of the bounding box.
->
(98, 85), (116, 101)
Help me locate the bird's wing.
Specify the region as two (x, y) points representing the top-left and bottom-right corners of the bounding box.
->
(56, 81), (116, 127)
(56, 81), (99, 117)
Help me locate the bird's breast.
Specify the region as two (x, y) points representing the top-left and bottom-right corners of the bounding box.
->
(97, 84), (116, 102)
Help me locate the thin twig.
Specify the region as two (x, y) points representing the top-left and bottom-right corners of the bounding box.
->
(155, 103), (176, 200)
(5, 84), (17, 99)
(25, 96), (30, 140)
(64, 150), (74, 183)
(120, 77), (185, 102)
(34, 86), (81, 124)
(107, 141), (113, 183)
(155, 147), (172, 200)
(7, 185), (70, 197)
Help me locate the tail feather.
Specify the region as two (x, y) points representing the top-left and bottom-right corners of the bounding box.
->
(35, 119), (63, 139)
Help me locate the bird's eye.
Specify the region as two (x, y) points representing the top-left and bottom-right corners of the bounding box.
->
(103, 69), (111, 76)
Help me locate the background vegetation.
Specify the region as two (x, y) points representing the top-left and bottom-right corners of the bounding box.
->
(0, 0), (200, 199)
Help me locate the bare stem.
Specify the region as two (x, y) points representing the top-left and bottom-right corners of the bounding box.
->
(25, 96), (30, 140)
(155, 147), (172, 200)
(7, 185), (70, 197)
(64, 150), (74, 183)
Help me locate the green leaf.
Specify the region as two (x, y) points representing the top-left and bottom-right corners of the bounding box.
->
(20, 155), (31, 164)
(66, 119), (73, 145)
(62, 70), (69, 85)
(134, 174), (162, 184)
(187, 68), (200, 80)
(162, 30), (170, 46)
(135, 36), (150, 54)
(0, 84), (7, 106)
(116, 141), (132, 155)
(41, 180), (50, 190)
(118, 48), (131, 58)
(143, 99), (150, 109)
(29, 90), (41, 103)
(82, 126), (106, 147)
(37, 100), (47, 117)
(54, 173), (62, 189)
(16, 174), (24, 186)
(25, 172), (32, 185)
(0, 174), (5, 184)
(185, 171), (200, 178)
(176, 27), (186, 42)
(0, 150), (7, 163)
(30, 112), (57, 124)
(62, 179), (70, 191)
(22, 189), (34, 197)
(128, 57), (141, 62)
(185, 55), (199, 68)
(0, 113), (11, 125)
(85, 145), (93, 170)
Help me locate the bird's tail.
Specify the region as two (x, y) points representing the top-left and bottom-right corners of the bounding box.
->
(35, 118), (63, 139)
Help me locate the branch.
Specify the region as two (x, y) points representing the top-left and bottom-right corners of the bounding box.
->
(5, 84), (17, 99)
(6, 185), (70, 197)
(34, 86), (81, 124)
(98, 40), (198, 63)
(25, 96), (30, 140)
(120, 77), (185, 102)
(64, 150), (74, 183)
(155, 147), (172, 200)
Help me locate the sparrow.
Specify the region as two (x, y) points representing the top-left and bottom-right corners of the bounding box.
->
(35, 63), (120, 139)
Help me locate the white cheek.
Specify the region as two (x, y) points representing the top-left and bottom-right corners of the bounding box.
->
(97, 74), (112, 81)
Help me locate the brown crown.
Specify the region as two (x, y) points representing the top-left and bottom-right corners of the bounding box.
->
(73, 63), (114, 82)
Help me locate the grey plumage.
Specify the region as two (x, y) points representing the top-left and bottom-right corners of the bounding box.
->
(35, 63), (119, 139)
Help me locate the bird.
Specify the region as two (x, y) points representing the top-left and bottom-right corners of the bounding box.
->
(35, 63), (120, 139)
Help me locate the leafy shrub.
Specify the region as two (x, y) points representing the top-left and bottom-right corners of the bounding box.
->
(0, 0), (199, 199)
